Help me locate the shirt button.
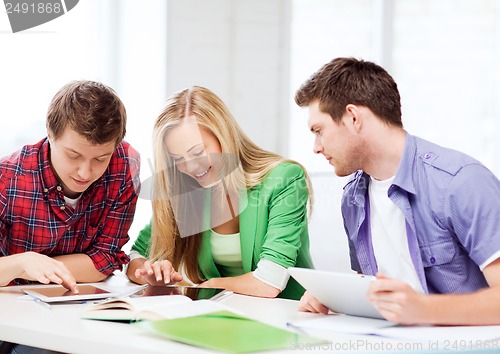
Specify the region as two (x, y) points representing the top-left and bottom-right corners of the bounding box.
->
(430, 256), (436, 264)
(60, 205), (66, 210)
(424, 153), (431, 159)
(56, 186), (62, 192)
(43, 188), (49, 193)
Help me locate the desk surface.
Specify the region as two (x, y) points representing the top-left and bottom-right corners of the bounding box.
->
(0, 275), (496, 354)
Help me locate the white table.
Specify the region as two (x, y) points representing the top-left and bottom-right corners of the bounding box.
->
(0, 275), (489, 354)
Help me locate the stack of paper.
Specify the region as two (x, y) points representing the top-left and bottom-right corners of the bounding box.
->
(290, 314), (500, 349)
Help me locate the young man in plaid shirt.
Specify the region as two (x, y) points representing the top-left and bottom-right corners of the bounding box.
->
(0, 80), (140, 294)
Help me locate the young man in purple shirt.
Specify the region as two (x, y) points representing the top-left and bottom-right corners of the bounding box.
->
(295, 57), (500, 325)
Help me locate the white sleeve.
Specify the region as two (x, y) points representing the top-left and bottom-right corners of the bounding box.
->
(123, 250), (147, 274)
(252, 259), (290, 291)
(479, 250), (500, 271)
(129, 250), (147, 261)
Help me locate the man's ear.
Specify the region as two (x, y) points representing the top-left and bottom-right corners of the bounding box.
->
(47, 130), (53, 144)
(344, 104), (362, 133)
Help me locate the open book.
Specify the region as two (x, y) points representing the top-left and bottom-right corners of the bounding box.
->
(82, 290), (230, 323)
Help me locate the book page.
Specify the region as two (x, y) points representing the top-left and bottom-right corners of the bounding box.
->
(142, 299), (234, 320)
(82, 295), (192, 321)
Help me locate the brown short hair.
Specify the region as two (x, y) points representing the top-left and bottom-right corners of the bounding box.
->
(295, 57), (402, 127)
(46, 80), (127, 145)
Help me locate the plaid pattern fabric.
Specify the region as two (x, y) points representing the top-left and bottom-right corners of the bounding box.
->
(0, 138), (140, 284)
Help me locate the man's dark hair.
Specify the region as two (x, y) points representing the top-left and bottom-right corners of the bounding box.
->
(46, 80), (127, 145)
(295, 57), (402, 127)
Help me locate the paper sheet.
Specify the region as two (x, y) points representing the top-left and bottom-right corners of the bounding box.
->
(291, 314), (395, 334)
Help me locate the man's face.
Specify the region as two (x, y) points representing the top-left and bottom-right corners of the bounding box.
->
(48, 127), (115, 198)
(307, 101), (361, 177)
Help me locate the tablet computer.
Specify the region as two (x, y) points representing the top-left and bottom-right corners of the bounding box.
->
(22, 284), (123, 303)
(288, 267), (383, 319)
(132, 285), (229, 301)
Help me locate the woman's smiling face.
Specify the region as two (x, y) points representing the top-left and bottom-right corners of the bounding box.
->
(165, 119), (222, 188)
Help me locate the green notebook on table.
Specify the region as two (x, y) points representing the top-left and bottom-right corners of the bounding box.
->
(137, 310), (324, 353)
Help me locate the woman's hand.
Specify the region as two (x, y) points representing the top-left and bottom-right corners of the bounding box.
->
(133, 259), (183, 286)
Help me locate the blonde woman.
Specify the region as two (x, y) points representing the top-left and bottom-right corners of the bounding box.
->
(127, 86), (313, 300)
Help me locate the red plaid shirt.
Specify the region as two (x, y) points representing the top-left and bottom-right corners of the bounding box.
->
(0, 138), (140, 284)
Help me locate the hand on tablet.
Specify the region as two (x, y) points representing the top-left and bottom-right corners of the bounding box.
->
(298, 290), (329, 314)
(18, 252), (78, 294)
(134, 259), (183, 286)
(367, 273), (425, 324)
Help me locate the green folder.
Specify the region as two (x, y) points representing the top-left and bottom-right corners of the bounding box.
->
(137, 310), (324, 353)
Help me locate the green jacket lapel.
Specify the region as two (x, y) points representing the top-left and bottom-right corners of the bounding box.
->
(239, 187), (258, 273)
(199, 229), (221, 278)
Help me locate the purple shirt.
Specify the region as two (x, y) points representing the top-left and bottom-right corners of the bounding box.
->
(341, 133), (500, 294)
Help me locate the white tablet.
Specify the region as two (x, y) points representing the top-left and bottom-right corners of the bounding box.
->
(288, 267), (384, 319)
(22, 284), (122, 303)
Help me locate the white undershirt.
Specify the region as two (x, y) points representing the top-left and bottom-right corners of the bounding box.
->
(369, 176), (424, 293)
(63, 194), (82, 208)
(210, 230), (244, 273)
(210, 229), (289, 291)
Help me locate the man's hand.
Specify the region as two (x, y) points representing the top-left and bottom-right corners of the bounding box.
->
(18, 252), (78, 293)
(368, 273), (429, 324)
(134, 259), (183, 286)
(298, 290), (329, 314)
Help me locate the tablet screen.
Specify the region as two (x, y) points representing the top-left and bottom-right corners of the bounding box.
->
(132, 285), (226, 301)
(29, 285), (110, 297)
(22, 284), (121, 303)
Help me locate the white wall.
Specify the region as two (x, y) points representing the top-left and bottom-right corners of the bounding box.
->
(289, 0), (500, 177)
(165, 0), (291, 155)
(308, 174), (352, 272)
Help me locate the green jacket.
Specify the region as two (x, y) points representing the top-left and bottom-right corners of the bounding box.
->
(132, 162), (313, 300)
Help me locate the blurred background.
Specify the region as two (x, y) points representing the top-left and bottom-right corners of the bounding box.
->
(1, 0), (499, 272)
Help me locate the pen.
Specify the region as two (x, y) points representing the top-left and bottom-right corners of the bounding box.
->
(286, 322), (308, 335)
(34, 298), (52, 310)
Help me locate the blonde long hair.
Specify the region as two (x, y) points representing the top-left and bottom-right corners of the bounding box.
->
(149, 86), (312, 283)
